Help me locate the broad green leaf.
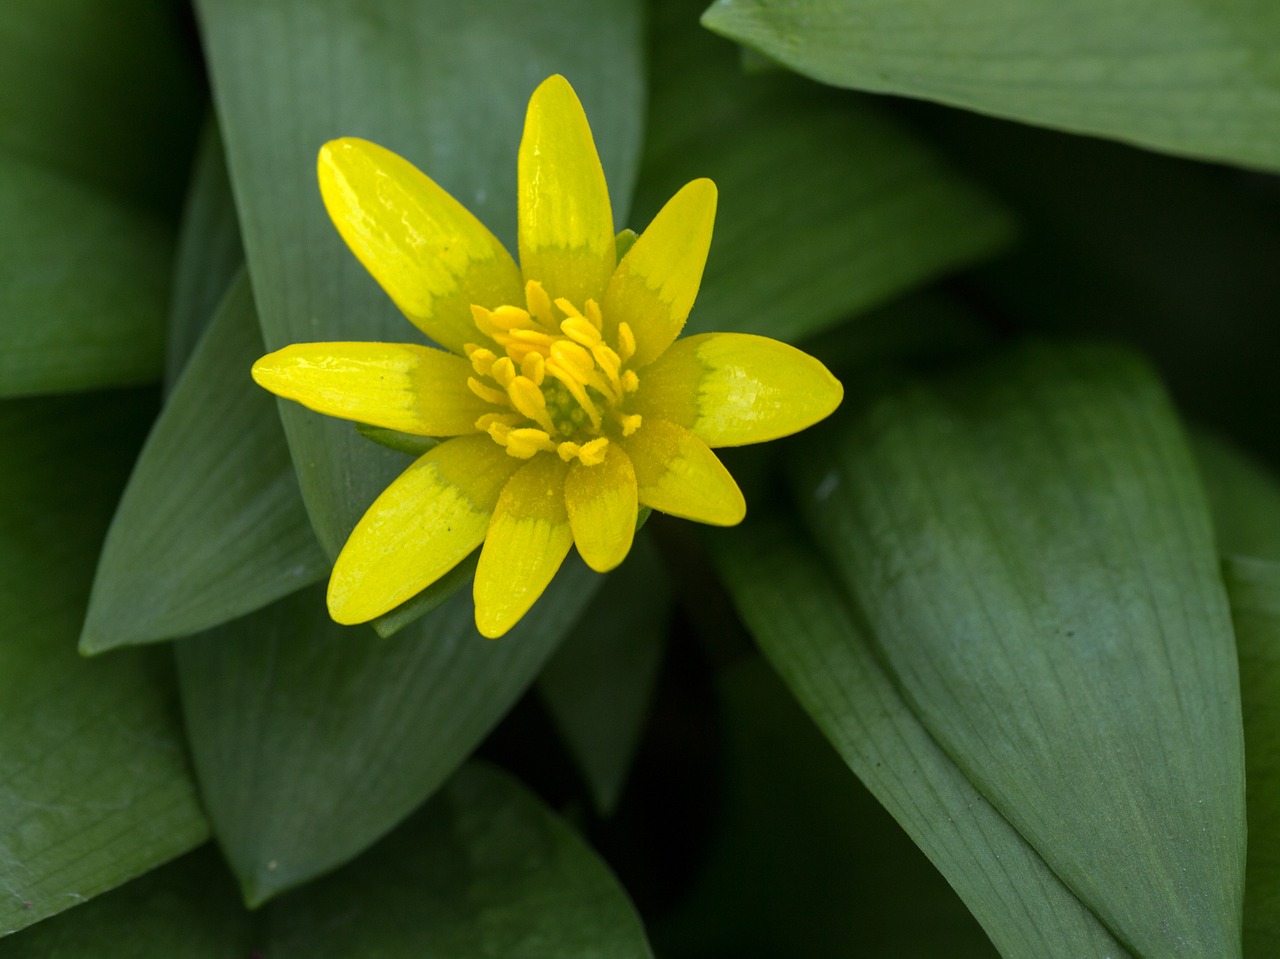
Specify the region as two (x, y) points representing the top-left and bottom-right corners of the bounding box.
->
(197, 0), (645, 558)
(657, 654), (996, 958)
(264, 764), (653, 958)
(702, 0), (1280, 173)
(0, 847), (246, 957)
(176, 561), (603, 905)
(166, 119), (245, 388)
(790, 343), (1245, 956)
(1193, 433), (1280, 954)
(1194, 432), (1280, 565)
(538, 533), (671, 815)
(1224, 558), (1280, 957)
(0, 152), (171, 398)
(80, 273), (326, 653)
(0, 0), (200, 213)
(636, 0), (1013, 344)
(1, 766), (653, 959)
(710, 518), (1129, 957)
(0, 390), (207, 936)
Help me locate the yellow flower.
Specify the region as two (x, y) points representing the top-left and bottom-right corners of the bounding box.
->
(253, 75), (842, 638)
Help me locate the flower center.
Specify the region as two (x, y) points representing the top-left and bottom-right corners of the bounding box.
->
(464, 280), (641, 466)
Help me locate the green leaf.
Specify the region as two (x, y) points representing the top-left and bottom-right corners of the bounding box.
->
(1224, 557), (1280, 958)
(538, 533), (671, 815)
(789, 343), (1245, 956)
(710, 518), (1130, 957)
(176, 561), (604, 905)
(0, 152), (171, 398)
(197, 0), (645, 558)
(166, 119), (245, 388)
(80, 273), (326, 653)
(264, 764), (653, 958)
(637, 0), (1013, 345)
(0, 0), (200, 212)
(1194, 431), (1280, 565)
(1, 766), (653, 958)
(656, 654), (996, 958)
(702, 0), (1280, 173)
(0, 390), (207, 936)
(1192, 432), (1280, 954)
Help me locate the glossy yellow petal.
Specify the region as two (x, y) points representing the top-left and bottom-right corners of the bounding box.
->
(620, 419), (745, 526)
(564, 444), (638, 573)
(634, 333), (843, 447)
(517, 75), (615, 306)
(318, 138), (523, 353)
(328, 436), (520, 623)
(252, 342), (491, 436)
(602, 179), (716, 369)
(474, 454), (574, 638)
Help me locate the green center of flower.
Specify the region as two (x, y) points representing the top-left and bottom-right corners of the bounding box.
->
(464, 280), (642, 466)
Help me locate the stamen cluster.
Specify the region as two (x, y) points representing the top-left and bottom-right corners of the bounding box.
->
(465, 280), (642, 466)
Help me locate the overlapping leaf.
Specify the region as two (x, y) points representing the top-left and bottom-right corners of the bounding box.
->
(783, 343), (1244, 956)
(711, 517), (1129, 957)
(81, 274), (326, 653)
(0, 154), (171, 398)
(0, 391), (207, 936)
(1, 766), (652, 959)
(177, 560), (603, 904)
(702, 0), (1280, 173)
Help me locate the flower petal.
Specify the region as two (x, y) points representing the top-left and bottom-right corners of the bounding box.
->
(634, 332), (844, 447)
(318, 138), (523, 353)
(252, 342), (493, 436)
(517, 75), (615, 305)
(564, 444), (638, 573)
(603, 179), (716, 368)
(620, 419), (745, 526)
(474, 454), (575, 638)
(328, 436), (520, 624)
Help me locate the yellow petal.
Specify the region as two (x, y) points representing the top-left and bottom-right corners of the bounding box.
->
(620, 419), (745, 526)
(634, 333), (844, 447)
(564, 444), (638, 573)
(517, 75), (615, 306)
(474, 454), (574, 638)
(252, 342), (492, 436)
(603, 179), (716, 369)
(328, 436), (520, 623)
(318, 138), (523, 353)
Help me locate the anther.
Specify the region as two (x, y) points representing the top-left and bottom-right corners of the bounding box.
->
(525, 280), (556, 329)
(557, 441), (580, 462)
(621, 370), (640, 393)
(468, 377), (509, 406)
(466, 345), (497, 377)
(561, 316), (602, 348)
(578, 437), (609, 467)
(505, 428), (556, 459)
(617, 323), (636, 363)
(520, 352), (545, 385)
(585, 300), (603, 331)
(490, 356), (516, 387)
(613, 412), (642, 437)
(508, 376), (555, 434)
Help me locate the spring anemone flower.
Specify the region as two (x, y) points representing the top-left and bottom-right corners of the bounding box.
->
(252, 75), (842, 638)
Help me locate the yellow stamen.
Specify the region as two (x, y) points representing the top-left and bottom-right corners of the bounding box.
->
(561, 316), (602, 348)
(468, 377), (509, 406)
(508, 376), (556, 433)
(490, 356), (516, 387)
(614, 412), (642, 437)
(578, 437), (609, 467)
(466, 345), (497, 377)
(505, 428), (556, 459)
(557, 441), (581, 462)
(490, 305), (531, 330)
(476, 412), (521, 433)
(616, 323), (636, 363)
(521, 352), (545, 386)
(621, 370), (640, 393)
(546, 363), (602, 429)
(585, 299), (603, 331)
(525, 280), (556, 330)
